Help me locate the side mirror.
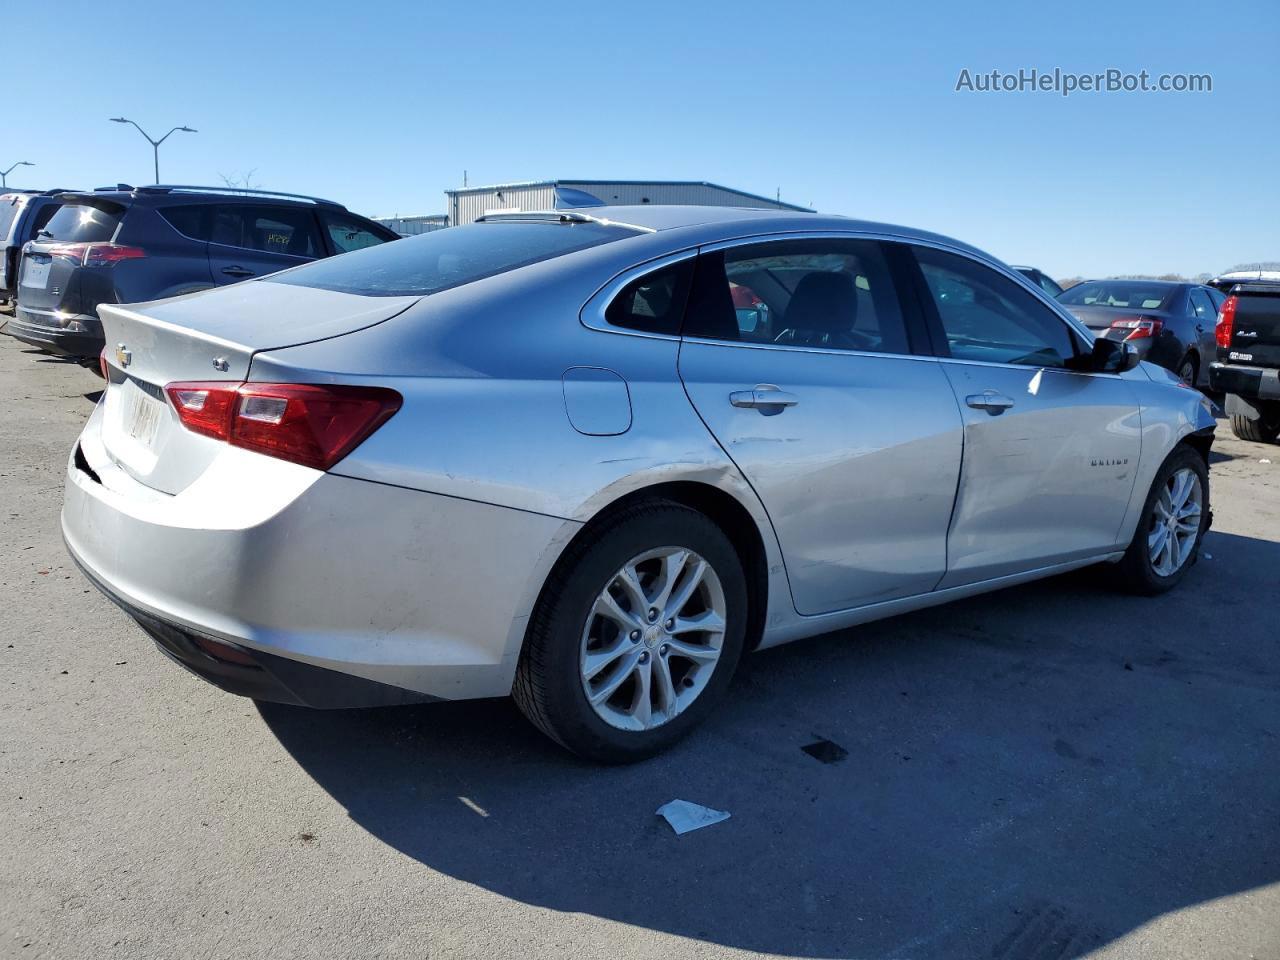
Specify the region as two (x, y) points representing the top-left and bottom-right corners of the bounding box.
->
(1070, 337), (1140, 373)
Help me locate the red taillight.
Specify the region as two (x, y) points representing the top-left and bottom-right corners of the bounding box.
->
(1109, 315), (1164, 340)
(164, 381), (402, 470)
(165, 382), (239, 440)
(41, 243), (146, 266)
(83, 244), (146, 266)
(46, 243), (87, 263)
(98, 346), (109, 380)
(1216, 295), (1237, 348)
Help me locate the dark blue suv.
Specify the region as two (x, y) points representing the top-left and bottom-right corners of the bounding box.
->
(5, 185), (398, 359)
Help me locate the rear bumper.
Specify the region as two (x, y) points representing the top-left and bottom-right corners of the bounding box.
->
(1210, 361), (1280, 401)
(61, 403), (578, 706)
(70, 551), (436, 707)
(4, 307), (103, 358)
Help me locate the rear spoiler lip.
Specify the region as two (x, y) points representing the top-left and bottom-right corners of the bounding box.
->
(97, 301), (249, 357)
(51, 193), (129, 215)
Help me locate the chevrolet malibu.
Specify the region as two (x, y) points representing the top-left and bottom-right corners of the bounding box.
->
(63, 207), (1216, 762)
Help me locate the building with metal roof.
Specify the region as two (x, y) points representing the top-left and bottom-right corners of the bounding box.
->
(372, 213), (449, 237)
(446, 179), (811, 226)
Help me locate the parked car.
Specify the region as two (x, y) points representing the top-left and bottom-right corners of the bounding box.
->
(5, 185), (398, 359)
(1057, 279), (1226, 386)
(0, 189), (70, 305)
(1011, 264), (1064, 297)
(63, 207), (1216, 762)
(1209, 281), (1280, 442)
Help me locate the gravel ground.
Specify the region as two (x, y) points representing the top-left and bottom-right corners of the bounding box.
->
(1, 330), (1277, 960)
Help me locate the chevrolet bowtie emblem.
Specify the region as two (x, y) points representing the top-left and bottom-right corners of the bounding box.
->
(115, 344), (132, 368)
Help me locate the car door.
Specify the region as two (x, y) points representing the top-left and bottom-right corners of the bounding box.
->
(206, 203), (324, 284)
(677, 236), (963, 616)
(1188, 287), (1219, 378)
(908, 245), (1143, 589)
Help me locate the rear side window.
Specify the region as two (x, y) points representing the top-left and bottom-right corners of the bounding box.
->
(159, 205), (211, 240)
(28, 202), (59, 239)
(268, 220), (638, 297)
(207, 204), (322, 258)
(322, 213), (393, 254)
(0, 195), (26, 241)
(605, 259), (694, 334)
(683, 238), (910, 354)
(41, 203), (124, 242)
(1189, 288), (1216, 321)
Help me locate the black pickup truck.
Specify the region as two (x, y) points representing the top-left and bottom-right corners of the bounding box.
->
(1210, 283), (1280, 442)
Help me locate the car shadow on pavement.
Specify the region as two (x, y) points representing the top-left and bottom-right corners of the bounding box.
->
(260, 530), (1280, 959)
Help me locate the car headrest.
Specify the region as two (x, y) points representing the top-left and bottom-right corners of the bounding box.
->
(786, 272), (858, 335)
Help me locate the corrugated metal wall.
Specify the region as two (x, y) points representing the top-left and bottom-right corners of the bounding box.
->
(450, 185), (557, 225)
(561, 182), (792, 209)
(374, 215), (448, 236)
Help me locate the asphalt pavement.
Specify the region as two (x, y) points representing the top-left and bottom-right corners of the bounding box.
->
(1, 331), (1277, 960)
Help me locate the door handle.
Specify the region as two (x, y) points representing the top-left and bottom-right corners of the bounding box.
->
(730, 385), (799, 409)
(221, 266), (254, 278)
(965, 391), (1015, 414)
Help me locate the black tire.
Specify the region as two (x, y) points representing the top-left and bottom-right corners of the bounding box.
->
(1114, 445), (1209, 595)
(1230, 413), (1280, 444)
(1176, 354), (1198, 387)
(513, 500), (748, 763)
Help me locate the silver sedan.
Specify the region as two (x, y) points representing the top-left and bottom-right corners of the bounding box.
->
(62, 207), (1216, 761)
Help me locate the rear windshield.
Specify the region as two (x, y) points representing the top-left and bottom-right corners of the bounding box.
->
(41, 202), (124, 243)
(0, 195), (27, 241)
(1058, 280), (1175, 311)
(266, 219), (639, 297)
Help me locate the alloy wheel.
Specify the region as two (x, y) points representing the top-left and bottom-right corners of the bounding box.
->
(1147, 467), (1202, 576)
(579, 547), (727, 731)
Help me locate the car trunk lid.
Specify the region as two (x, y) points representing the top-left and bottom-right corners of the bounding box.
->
(1065, 304), (1172, 339)
(96, 281), (419, 495)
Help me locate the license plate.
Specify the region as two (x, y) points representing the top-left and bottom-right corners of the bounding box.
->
(125, 389), (166, 448)
(22, 259), (50, 290)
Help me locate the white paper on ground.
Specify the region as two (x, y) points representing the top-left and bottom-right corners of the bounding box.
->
(656, 799), (731, 835)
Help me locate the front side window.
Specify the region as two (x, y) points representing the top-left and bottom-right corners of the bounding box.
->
(683, 238), (910, 354)
(208, 204), (322, 258)
(914, 247), (1077, 368)
(322, 213), (393, 254)
(1037, 272), (1064, 297)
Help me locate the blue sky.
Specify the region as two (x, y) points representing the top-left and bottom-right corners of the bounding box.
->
(7, 0), (1277, 278)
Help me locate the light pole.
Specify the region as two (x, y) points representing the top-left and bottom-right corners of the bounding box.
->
(108, 118), (197, 184)
(1, 161), (34, 189)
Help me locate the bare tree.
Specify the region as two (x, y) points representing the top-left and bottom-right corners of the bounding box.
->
(218, 169), (261, 190)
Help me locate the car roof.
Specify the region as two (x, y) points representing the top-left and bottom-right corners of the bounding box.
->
(496, 204), (997, 262)
(55, 184), (350, 212)
(1073, 278), (1184, 288)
